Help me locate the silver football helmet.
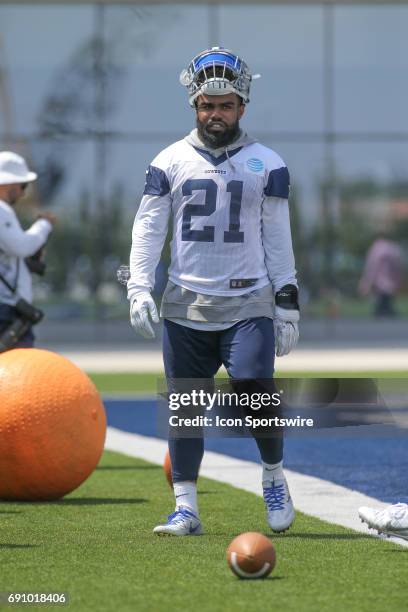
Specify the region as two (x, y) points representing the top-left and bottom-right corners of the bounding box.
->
(179, 47), (260, 107)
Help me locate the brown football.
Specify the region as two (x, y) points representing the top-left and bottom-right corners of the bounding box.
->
(227, 532), (276, 579)
(163, 449), (173, 488)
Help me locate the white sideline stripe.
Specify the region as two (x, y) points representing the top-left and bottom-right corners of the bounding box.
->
(62, 348), (408, 373)
(105, 427), (408, 548)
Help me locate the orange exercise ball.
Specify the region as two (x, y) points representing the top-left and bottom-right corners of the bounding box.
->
(0, 348), (106, 500)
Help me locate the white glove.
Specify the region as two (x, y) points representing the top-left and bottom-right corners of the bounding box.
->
(129, 290), (159, 339)
(274, 306), (299, 357)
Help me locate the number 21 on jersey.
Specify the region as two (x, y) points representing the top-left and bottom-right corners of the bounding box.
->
(182, 178), (244, 244)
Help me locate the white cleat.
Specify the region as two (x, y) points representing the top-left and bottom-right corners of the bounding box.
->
(263, 476), (295, 533)
(153, 507), (203, 536)
(358, 503), (408, 541)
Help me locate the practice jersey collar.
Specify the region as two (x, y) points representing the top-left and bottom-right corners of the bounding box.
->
(184, 129), (257, 167)
(192, 146), (243, 167)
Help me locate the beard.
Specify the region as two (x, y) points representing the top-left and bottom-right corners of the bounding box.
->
(196, 117), (240, 149)
(7, 186), (20, 205)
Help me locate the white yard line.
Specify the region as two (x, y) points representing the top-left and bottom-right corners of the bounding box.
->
(105, 426), (408, 548)
(63, 348), (408, 373)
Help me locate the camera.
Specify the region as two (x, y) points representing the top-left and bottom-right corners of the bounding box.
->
(0, 299), (44, 353)
(14, 298), (44, 324)
(25, 246), (46, 276)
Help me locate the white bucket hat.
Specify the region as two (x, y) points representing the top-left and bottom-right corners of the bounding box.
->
(0, 151), (37, 185)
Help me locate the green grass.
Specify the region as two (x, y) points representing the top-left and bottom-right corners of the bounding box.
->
(0, 450), (406, 612)
(89, 372), (161, 394)
(89, 372), (408, 395)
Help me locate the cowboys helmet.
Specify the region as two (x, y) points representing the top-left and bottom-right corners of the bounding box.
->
(179, 47), (260, 107)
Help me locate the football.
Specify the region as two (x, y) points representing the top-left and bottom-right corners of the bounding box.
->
(164, 449), (173, 488)
(227, 532), (276, 579)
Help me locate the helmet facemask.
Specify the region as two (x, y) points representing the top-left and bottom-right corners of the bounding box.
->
(180, 47), (259, 107)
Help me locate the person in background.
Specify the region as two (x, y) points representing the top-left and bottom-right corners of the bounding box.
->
(359, 234), (404, 317)
(0, 151), (56, 350)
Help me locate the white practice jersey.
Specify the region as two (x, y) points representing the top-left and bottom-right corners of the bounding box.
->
(129, 134), (296, 298)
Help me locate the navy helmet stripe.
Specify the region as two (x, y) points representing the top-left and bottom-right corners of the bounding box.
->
(143, 165), (170, 196)
(264, 167), (290, 199)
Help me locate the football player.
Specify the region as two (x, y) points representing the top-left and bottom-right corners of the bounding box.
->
(128, 47), (300, 536)
(359, 503), (408, 540)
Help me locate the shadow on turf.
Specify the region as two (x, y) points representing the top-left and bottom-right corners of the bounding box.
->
(97, 465), (160, 471)
(381, 548), (408, 553)
(234, 576), (284, 583)
(0, 544), (38, 549)
(28, 498), (148, 506)
(264, 532), (375, 540)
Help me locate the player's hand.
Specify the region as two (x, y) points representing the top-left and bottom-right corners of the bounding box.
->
(129, 291), (159, 339)
(37, 212), (57, 226)
(274, 306), (299, 357)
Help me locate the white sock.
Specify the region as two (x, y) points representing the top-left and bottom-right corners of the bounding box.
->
(262, 460), (284, 485)
(173, 481), (198, 516)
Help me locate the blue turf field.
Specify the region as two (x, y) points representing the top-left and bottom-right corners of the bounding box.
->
(104, 398), (408, 505)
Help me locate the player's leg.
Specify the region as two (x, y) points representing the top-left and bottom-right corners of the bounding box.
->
(154, 319), (221, 536)
(220, 317), (280, 459)
(220, 317), (295, 533)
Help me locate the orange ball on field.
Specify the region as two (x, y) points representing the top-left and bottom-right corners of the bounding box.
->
(0, 348), (106, 501)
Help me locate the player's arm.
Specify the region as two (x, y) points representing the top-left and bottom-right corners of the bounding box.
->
(128, 196), (171, 294)
(261, 166), (299, 356)
(128, 165), (172, 339)
(261, 197), (298, 292)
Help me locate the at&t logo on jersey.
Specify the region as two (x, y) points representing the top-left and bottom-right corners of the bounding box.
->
(246, 158), (264, 173)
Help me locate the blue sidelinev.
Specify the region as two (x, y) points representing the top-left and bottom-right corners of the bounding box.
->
(104, 399), (160, 438)
(104, 398), (408, 505)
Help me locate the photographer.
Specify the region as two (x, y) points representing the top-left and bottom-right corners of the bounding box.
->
(0, 151), (56, 351)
